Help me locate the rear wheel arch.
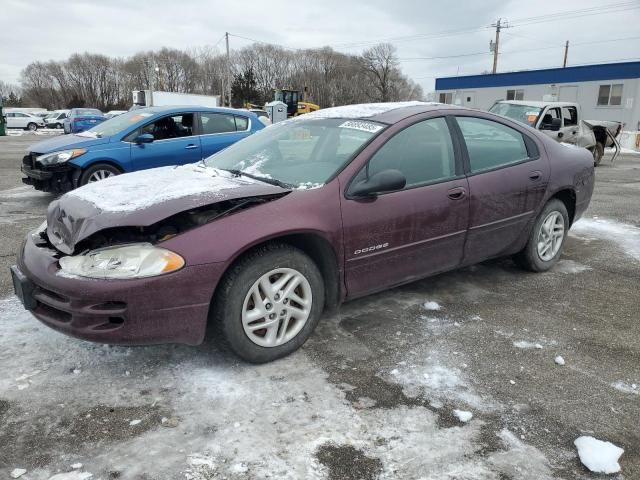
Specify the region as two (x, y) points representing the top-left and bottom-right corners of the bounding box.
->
(549, 188), (576, 226)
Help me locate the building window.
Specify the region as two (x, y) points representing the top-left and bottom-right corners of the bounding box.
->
(506, 89), (524, 100)
(439, 92), (453, 104)
(597, 84), (623, 106)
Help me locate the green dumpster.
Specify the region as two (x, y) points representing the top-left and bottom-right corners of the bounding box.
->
(0, 100), (5, 136)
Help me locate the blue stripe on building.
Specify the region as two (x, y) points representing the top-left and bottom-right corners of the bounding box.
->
(435, 61), (640, 90)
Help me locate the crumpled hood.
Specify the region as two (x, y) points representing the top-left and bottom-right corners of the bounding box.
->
(29, 133), (111, 153)
(47, 163), (288, 254)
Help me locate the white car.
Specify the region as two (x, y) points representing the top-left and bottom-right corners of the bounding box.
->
(104, 110), (127, 119)
(45, 110), (70, 129)
(4, 112), (46, 131)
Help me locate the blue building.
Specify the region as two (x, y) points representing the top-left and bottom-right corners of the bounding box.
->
(435, 61), (640, 130)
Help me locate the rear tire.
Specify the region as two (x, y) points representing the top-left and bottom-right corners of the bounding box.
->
(514, 199), (569, 272)
(212, 243), (325, 363)
(592, 142), (604, 166)
(78, 163), (121, 186)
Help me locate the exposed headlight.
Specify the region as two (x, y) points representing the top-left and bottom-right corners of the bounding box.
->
(58, 243), (185, 279)
(37, 148), (87, 166)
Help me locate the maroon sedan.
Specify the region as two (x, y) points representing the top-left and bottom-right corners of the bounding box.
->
(11, 102), (594, 363)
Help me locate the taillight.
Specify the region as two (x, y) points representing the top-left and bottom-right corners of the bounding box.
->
(74, 117), (87, 122)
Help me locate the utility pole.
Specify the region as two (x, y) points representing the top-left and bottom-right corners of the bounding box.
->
(490, 19), (502, 74)
(225, 32), (231, 107)
(563, 40), (569, 68)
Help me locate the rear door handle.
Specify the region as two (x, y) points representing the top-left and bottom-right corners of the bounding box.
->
(529, 171), (542, 181)
(447, 187), (466, 200)
(185, 144), (199, 150)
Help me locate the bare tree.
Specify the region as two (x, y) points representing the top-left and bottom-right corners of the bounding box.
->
(18, 43), (423, 109)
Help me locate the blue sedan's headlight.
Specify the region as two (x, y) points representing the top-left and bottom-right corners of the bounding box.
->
(36, 148), (87, 166)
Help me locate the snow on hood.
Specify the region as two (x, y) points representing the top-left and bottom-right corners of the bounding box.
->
(67, 163), (246, 213)
(47, 163), (288, 254)
(293, 101), (439, 120)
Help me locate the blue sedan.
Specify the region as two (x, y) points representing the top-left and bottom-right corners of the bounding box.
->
(22, 106), (265, 193)
(63, 108), (107, 134)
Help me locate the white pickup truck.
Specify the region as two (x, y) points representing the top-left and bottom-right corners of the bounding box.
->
(490, 100), (622, 166)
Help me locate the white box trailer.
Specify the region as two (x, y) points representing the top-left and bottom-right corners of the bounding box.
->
(132, 90), (221, 108)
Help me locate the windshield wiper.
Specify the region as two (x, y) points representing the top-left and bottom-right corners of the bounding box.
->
(221, 169), (293, 189)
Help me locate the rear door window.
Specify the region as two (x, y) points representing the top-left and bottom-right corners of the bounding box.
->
(201, 113), (237, 134)
(562, 106), (578, 126)
(456, 117), (530, 173)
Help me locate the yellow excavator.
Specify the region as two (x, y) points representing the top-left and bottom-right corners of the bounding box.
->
(274, 88), (320, 117)
(243, 89), (320, 117)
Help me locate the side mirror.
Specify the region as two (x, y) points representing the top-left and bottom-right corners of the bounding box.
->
(136, 133), (154, 144)
(542, 118), (562, 131)
(350, 169), (406, 197)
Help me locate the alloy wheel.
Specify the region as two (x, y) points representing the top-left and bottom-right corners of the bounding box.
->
(536, 211), (565, 261)
(87, 170), (115, 182)
(241, 268), (312, 347)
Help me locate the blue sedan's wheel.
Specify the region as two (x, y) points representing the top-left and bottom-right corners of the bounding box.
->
(78, 163), (121, 187)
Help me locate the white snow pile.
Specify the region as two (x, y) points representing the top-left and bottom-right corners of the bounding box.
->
(299, 101), (438, 120)
(423, 301), (442, 311)
(513, 341), (544, 349)
(554, 356), (565, 366)
(66, 163), (249, 213)
(10, 469), (27, 479)
(571, 218), (640, 262)
(574, 436), (624, 474)
(453, 409), (473, 422)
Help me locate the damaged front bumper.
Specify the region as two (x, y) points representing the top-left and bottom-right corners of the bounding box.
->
(12, 230), (225, 346)
(21, 153), (80, 193)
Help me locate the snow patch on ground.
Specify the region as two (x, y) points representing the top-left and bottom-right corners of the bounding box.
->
(574, 436), (624, 474)
(66, 163), (249, 212)
(571, 218), (640, 262)
(513, 341), (544, 349)
(0, 296), (553, 479)
(611, 380), (639, 395)
(552, 259), (591, 274)
(453, 409), (473, 422)
(423, 301), (442, 311)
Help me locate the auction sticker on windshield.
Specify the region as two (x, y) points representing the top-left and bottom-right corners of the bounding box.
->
(338, 120), (383, 133)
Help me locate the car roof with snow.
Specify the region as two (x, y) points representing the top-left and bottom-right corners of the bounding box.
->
(296, 101), (463, 124)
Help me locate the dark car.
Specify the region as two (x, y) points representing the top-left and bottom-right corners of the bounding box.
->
(22, 107), (264, 193)
(11, 102), (594, 363)
(63, 108), (106, 134)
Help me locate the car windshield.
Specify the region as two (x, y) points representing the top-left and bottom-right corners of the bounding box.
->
(82, 110), (155, 138)
(204, 118), (384, 187)
(75, 108), (102, 116)
(489, 103), (542, 126)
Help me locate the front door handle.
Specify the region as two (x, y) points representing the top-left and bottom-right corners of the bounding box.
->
(529, 171), (542, 181)
(185, 144), (199, 150)
(447, 187), (466, 200)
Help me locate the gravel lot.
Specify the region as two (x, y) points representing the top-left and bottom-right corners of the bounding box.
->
(0, 134), (638, 479)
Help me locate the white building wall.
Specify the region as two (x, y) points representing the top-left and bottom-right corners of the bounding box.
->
(437, 77), (640, 130)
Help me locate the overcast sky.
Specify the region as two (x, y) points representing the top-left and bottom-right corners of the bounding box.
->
(2, 0), (639, 94)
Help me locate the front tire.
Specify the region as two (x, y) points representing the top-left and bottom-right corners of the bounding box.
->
(78, 163), (121, 186)
(212, 243), (325, 363)
(514, 199), (569, 272)
(26, 122), (37, 131)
